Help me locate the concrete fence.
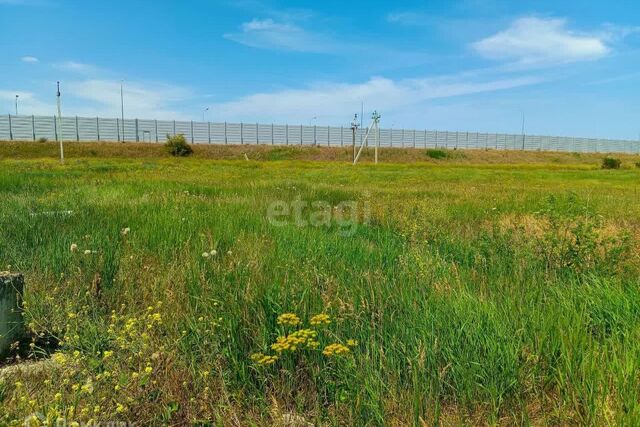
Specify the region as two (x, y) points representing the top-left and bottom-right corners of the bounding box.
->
(1, 114), (638, 154)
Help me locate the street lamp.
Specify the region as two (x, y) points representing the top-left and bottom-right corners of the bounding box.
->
(202, 107), (209, 122)
(120, 80), (125, 142)
(15, 95), (19, 115)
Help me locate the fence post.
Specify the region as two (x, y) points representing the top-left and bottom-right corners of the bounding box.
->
(8, 115), (12, 141)
(136, 119), (140, 142)
(271, 123), (274, 145)
(341, 126), (344, 147)
(208, 121), (211, 144)
(240, 122), (244, 144)
(155, 120), (158, 143)
(53, 115), (58, 142)
(313, 125), (317, 146)
(75, 116), (79, 141)
(401, 129), (404, 148)
(285, 124), (289, 145)
(224, 122), (228, 144)
(300, 125), (302, 145)
(435, 130), (438, 148)
(173, 120), (176, 136)
(190, 121), (194, 143)
(413, 130), (416, 148)
(96, 117), (100, 141)
(117, 118), (120, 142)
(256, 123), (259, 145)
(31, 115), (36, 141)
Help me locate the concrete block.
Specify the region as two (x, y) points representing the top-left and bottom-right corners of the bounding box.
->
(0, 273), (24, 359)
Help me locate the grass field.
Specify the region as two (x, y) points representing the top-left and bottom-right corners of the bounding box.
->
(1, 141), (640, 425)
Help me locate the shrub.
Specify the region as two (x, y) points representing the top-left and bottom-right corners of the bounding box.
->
(425, 148), (449, 159)
(37, 137), (48, 143)
(635, 161), (640, 169)
(601, 157), (621, 169)
(165, 134), (193, 157)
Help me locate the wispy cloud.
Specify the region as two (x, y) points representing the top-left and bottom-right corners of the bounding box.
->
(472, 17), (610, 66)
(0, 90), (56, 115)
(21, 56), (39, 63)
(386, 11), (430, 26)
(66, 79), (192, 119)
(209, 73), (542, 124)
(53, 61), (99, 74)
(224, 18), (336, 53)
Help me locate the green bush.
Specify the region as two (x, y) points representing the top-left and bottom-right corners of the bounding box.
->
(425, 148), (449, 159)
(165, 134), (193, 157)
(635, 161), (640, 169)
(37, 137), (48, 143)
(601, 157), (621, 169)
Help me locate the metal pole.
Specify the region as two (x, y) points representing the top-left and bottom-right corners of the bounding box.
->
(96, 117), (100, 141)
(521, 112), (525, 150)
(285, 124), (288, 145)
(15, 95), (19, 115)
(8, 114), (12, 141)
(224, 122), (227, 144)
(56, 81), (64, 162)
(208, 121), (211, 144)
(32, 115), (36, 141)
(240, 122), (244, 144)
(352, 126), (356, 162)
(75, 116), (79, 141)
(136, 118), (140, 142)
(155, 120), (158, 143)
(120, 80), (125, 142)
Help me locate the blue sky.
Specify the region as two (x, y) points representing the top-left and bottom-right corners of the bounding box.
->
(1, 0), (639, 139)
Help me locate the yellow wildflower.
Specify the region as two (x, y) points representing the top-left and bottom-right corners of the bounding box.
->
(277, 313), (301, 326)
(346, 339), (358, 347)
(310, 313), (331, 325)
(322, 343), (350, 357)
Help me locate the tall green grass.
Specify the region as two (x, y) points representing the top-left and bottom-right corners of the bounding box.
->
(1, 155), (639, 424)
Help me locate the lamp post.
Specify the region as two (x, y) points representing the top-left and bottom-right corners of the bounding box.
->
(15, 95), (19, 115)
(120, 80), (125, 142)
(202, 107), (209, 122)
(56, 81), (64, 163)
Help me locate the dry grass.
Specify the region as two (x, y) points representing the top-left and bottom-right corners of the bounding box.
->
(2, 140), (640, 167)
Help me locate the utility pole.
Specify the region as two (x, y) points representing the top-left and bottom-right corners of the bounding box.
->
(56, 81), (64, 163)
(351, 114), (359, 163)
(120, 80), (125, 142)
(15, 95), (19, 115)
(521, 112), (525, 150)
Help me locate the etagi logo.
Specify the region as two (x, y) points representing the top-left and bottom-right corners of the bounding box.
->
(266, 195), (371, 237)
(24, 413), (136, 427)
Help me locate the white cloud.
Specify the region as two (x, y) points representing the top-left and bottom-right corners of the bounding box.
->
(53, 61), (98, 74)
(66, 79), (192, 119)
(472, 17), (609, 66)
(224, 18), (335, 53)
(209, 74), (542, 124)
(21, 56), (39, 63)
(387, 12), (429, 26)
(0, 90), (56, 115)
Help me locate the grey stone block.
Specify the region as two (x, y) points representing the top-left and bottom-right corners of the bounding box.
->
(0, 274), (24, 359)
